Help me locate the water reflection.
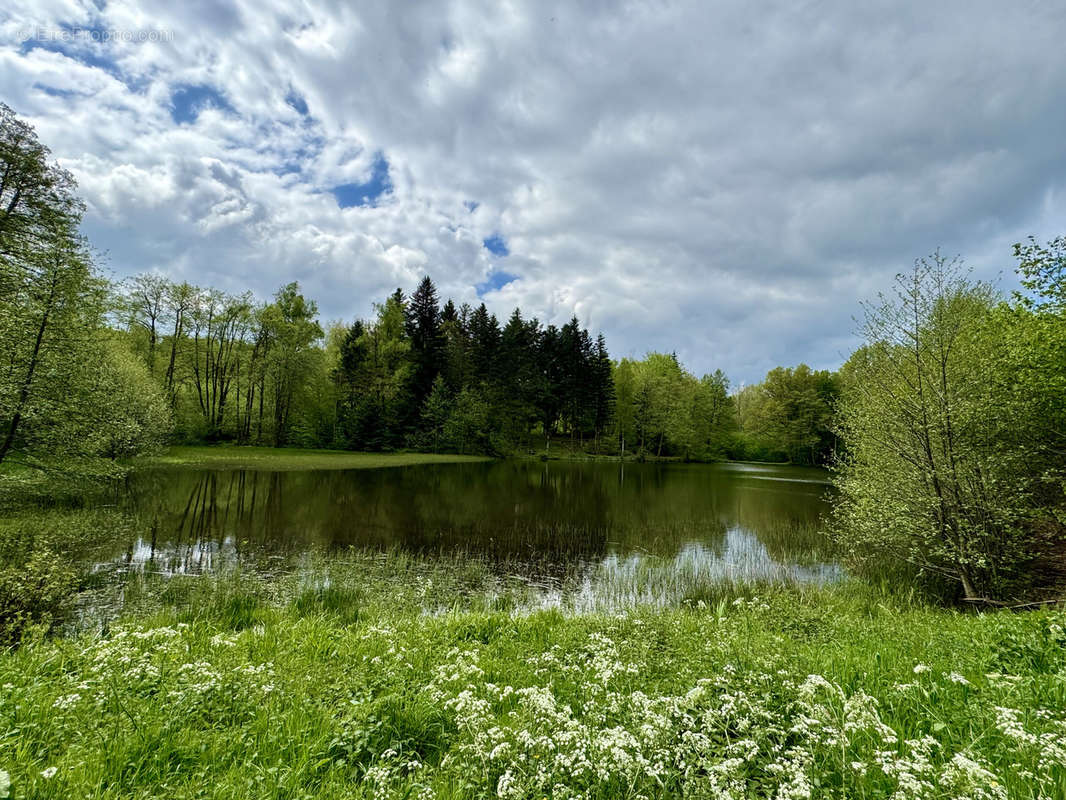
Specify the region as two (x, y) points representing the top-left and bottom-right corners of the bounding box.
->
(102, 460), (838, 585)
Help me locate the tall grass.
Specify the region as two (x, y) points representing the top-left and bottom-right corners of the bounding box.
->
(1, 559), (1063, 798)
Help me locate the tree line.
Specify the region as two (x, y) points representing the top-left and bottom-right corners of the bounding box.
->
(116, 268), (844, 463)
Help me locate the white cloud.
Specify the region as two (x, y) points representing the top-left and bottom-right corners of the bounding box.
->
(2, 0), (1066, 383)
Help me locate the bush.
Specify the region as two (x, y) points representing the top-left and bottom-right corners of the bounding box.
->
(0, 547), (76, 645)
(831, 254), (1066, 602)
(0, 506), (140, 644)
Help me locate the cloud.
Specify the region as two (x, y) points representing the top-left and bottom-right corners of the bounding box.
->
(2, 0), (1065, 383)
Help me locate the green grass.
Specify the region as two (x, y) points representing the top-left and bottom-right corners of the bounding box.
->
(133, 445), (491, 471)
(1, 556), (1064, 799)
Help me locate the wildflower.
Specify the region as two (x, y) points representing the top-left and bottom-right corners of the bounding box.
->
(496, 769), (517, 798)
(52, 693), (80, 710)
(946, 672), (971, 686)
(0, 770), (9, 799)
(939, 752), (1006, 800)
(40, 767), (57, 779)
(913, 664), (931, 675)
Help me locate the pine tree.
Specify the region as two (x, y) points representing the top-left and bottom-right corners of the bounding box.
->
(592, 333), (615, 442)
(403, 276), (444, 431)
(420, 374), (452, 453)
(468, 303), (501, 385)
(557, 317), (594, 440)
(498, 309), (539, 444)
(440, 299), (458, 324)
(535, 324), (562, 441)
(440, 301), (471, 392)
(334, 320), (367, 449)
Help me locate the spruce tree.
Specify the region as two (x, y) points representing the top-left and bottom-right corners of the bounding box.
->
(536, 324), (562, 441)
(592, 333), (615, 441)
(468, 303), (501, 385)
(499, 309), (539, 444)
(403, 276), (444, 430)
(440, 299), (458, 324)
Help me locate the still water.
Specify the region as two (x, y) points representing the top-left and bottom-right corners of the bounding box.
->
(102, 460), (840, 590)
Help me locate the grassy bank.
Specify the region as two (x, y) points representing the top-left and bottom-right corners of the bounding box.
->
(1, 558), (1064, 799)
(134, 445), (492, 471)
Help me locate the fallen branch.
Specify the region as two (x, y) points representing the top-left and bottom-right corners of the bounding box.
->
(962, 596), (1064, 609)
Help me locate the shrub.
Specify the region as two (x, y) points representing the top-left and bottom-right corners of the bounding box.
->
(0, 547), (76, 645)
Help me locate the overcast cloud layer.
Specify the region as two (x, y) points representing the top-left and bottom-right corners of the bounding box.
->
(2, 0), (1065, 384)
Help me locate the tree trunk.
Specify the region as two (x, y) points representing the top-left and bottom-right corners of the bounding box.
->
(0, 270), (56, 464)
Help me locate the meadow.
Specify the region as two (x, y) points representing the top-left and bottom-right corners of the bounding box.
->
(136, 446), (492, 471)
(1, 550), (1064, 799)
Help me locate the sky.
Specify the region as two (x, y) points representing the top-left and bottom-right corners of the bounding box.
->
(2, 1), (1065, 385)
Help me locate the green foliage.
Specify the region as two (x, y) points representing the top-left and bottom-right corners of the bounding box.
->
(1014, 235), (1066, 314)
(91, 340), (173, 460)
(0, 506), (138, 645)
(330, 290), (619, 455)
(0, 102), (82, 265)
(443, 387), (491, 455)
(335, 292), (412, 450)
(831, 252), (1066, 601)
(0, 105), (172, 473)
(0, 547), (76, 646)
(1, 563), (1064, 798)
(732, 364), (838, 465)
(613, 354), (735, 460)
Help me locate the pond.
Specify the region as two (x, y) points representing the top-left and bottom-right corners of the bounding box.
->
(97, 460), (842, 602)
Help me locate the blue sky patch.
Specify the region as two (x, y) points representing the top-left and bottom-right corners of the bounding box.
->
(33, 83), (80, 98)
(285, 89), (309, 116)
(482, 233), (509, 256)
(464, 200), (479, 213)
(332, 153), (392, 208)
(20, 26), (122, 78)
(476, 270), (518, 296)
(170, 84), (233, 124)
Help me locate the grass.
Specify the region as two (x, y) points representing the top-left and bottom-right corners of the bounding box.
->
(1, 554), (1064, 799)
(133, 445), (492, 471)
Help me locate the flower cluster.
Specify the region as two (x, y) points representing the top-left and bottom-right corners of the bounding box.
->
(43, 624), (278, 725)
(416, 644), (1060, 800)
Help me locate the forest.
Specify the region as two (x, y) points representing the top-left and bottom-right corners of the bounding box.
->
(110, 273), (831, 463)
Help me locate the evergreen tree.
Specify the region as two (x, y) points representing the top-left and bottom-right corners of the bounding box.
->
(420, 374), (453, 453)
(363, 293), (411, 449)
(535, 324), (563, 440)
(440, 303), (471, 392)
(440, 299), (458, 324)
(498, 309), (540, 444)
(334, 320), (368, 448)
(557, 317), (595, 440)
(591, 333), (615, 441)
(468, 303), (501, 385)
(403, 276), (445, 433)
